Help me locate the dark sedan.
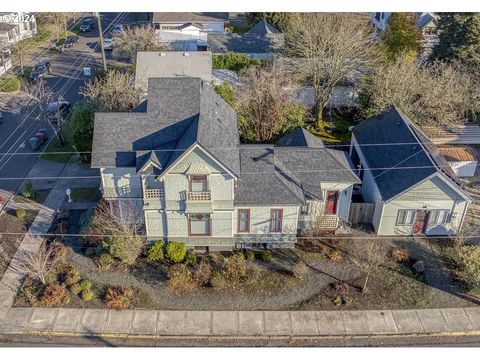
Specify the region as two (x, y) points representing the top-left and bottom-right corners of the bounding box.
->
(30, 59), (51, 82)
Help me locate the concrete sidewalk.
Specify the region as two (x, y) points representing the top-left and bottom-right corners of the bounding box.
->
(0, 307), (479, 338)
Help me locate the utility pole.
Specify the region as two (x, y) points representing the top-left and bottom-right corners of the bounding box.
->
(95, 12), (107, 72)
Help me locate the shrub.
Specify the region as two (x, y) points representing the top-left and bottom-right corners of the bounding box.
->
(105, 287), (134, 309)
(63, 265), (81, 286)
(459, 246), (480, 294)
(186, 252), (197, 266)
(96, 252), (115, 270)
(79, 279), (92, 292)
(70, 283), (81, 295)
(81, 288), (94, 301)
(391, 248), (410, 263)
(0, 77), (21, 92)
(167, 264), (198, 295)
(102, 233), (143, 265)
(245, 250), (255, 261)
(209, 252), (225, 268)
(166, 241), (187, 263)
(50, 242), (68, 264)
(210, 271), (230, 291)
(41, 283), (69, 306)
(194, 261), (213, 286)
(261, 250), (273, 262)
(22, 180), (35, 199)
(225, 253), (248, 278)
(16, 208), (26, 219)
(213, 82), (235, 107)
(146, 241), (164, 263)
(212, 52), (262, 71)
(292, 262), (308, 280)
(327, 250), (343, 262)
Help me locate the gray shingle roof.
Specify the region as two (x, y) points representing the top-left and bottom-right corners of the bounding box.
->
(276, 127), (325, 148)
(134, 52), (212, 91)
(0, 22), (16, 33)
(208, 20), (284, 54)
(91, 78), (240, 176)
(247, 19), (279, 35)
(352, 106), (467, 202)
(152, 12), (229, 23)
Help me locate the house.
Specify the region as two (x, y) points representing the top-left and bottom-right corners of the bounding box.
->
(134, 51), (213, 93)
(91, 77), (359, 251)
(0, 12), (37, 44)
(0, 22), (20, 46)
(349, 107), (472, 236)
(152, 13), (228, 51)
(208, 20), (284, 60)
(152, 13), (228, 33)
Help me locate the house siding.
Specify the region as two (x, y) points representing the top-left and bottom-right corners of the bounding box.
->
(101, 167), (142, 198)
(377, 176), (469, 236)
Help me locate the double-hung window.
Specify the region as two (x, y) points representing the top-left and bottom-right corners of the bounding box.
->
(238, 209), (250, 233)
(429, 210), (449, 225)
(270, 209), (283, 233)
(396, 210), (416, 225)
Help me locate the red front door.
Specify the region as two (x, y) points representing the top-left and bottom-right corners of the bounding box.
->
(413, 210), (429, 234)
(325, 191), (338, 214)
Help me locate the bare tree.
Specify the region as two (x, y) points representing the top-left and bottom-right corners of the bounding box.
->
(39, 13), (74, 41)
(360, 54), (480, 126)
(348, 240), (388, 293)
(22, 79), (66, 146)
(284, 13), (379, 128)
(82, 70), (141, 112)
(235, 62), (304, 142)
(112, 26), (166, 63)
(17, 236), (60, 285)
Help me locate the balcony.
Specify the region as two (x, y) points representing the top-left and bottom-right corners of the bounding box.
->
(143, 188), (164, 199)
(186, 191), (211, 202)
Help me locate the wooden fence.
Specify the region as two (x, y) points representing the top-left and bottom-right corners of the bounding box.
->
(348, 203), (375, 224)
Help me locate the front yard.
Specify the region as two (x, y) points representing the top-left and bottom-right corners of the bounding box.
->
(12, 209), (480, 311)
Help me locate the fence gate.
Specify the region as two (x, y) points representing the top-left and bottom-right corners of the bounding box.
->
(348, 203), (375, 224)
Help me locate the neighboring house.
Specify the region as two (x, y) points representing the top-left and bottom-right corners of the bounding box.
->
(349, 106), (472, 236)
(91, 77), (359, 251)
(370, 12), (440, 59)
(134, 51), (213, 93)
(0, 22), (20, 46)
(0, 12), (37, 43)
(437, 146), (478, 178)
(152, 13), (228, 51)
(208, 20), (284, 60)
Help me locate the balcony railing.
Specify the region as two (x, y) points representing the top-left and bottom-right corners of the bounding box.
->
(187, 191), (211, 201)
(143, 188), (165, 199)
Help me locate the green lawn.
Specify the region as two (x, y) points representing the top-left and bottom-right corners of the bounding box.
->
(307, 115), (357, 143)
(71, 188), (101, 202)
(41, 115), (75, 164)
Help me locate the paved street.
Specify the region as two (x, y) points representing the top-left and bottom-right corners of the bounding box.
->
(0, 12), (130, 193)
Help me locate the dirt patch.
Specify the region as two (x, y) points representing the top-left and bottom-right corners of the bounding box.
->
(0, 209), (38, 278)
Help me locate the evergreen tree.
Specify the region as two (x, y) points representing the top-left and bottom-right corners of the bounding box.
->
(245, 12), (297, 33)
(383, 13), (421, 62)
(431, 13), (480, 66)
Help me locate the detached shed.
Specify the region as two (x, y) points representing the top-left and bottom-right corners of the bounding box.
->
(438, 146), (477, 177)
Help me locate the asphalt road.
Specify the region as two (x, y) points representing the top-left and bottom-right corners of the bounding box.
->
(0, 12), (132, 193)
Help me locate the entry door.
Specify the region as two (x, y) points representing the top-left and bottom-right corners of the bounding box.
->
(325, 191), (338, 214)
(413, 210), (429, 234)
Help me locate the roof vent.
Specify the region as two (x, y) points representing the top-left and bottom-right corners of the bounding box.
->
(183, 52), (190, 56)
(159, 53), (166, 56)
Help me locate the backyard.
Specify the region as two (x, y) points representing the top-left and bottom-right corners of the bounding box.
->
(12, 208), (480, 311)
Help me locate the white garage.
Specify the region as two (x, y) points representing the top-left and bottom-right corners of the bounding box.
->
(438, 146), (478, 177)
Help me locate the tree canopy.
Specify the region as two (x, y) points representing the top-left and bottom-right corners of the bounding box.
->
(383, 13), (421, 62)
(431, 13), (480, 67)
(245, 12), (298, 33)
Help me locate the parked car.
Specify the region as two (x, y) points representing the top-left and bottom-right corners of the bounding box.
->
(103, 36), (114, 51)
(80, 18), (95, 32)
(0, 112), (3, 124)
(63, 35), (79, 48)
(111, 24), (125, 35)
(30, 59), (51, 82)
(28, 128), (48, 151)
(46, 101), (72, 125)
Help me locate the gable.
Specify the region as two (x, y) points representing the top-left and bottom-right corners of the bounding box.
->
(392, 175), (468, 203)
(168, 146), (231, 175)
